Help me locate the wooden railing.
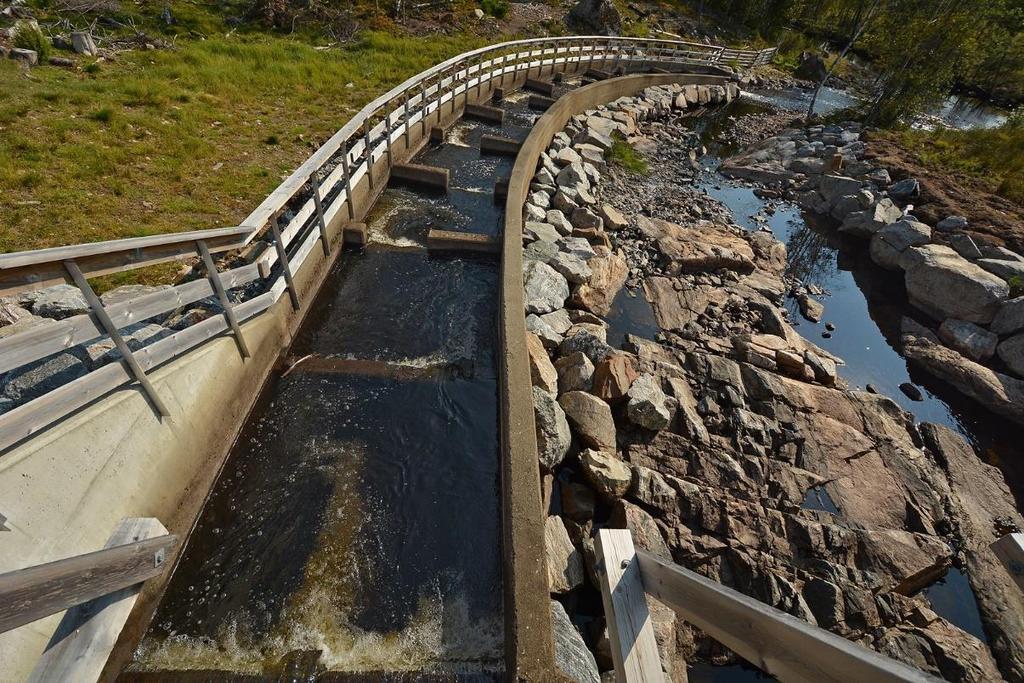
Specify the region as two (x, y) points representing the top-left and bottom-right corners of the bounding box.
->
(595, 529), (941, 683)
(0, 37), (773, 453)
(0, 518), (175, 682)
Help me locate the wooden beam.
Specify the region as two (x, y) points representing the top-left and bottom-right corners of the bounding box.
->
(27, 519), (170, 683)
(524, 78), (555, 97)
(991, 533), (1024, 592)
(480, 134), (522, 156)
(635, 550), (940, 683)
(0, 526), (177, 634)
(594, 530), (665, 683)
(426, 229), (499, 254)
(528, 94), (556, 111)
(64, 260), (170, 418)
(389, 163), (450, 193)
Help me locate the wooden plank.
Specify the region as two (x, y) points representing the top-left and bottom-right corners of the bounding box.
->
(594, 529), (665, 683)
(64, 260), (170, 418)
(991, 533), (1024, 592)
(426, 229), (500, 254)
(0, 263), (260, 375)
(528, 94), (556, 111)
(0, 529), (177, 634)
(635, 550), (939, 683)
(27, 518), (169, 683)
(480, 134), (522, 156)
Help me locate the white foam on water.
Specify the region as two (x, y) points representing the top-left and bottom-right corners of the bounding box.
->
(446, 123), (475, 148)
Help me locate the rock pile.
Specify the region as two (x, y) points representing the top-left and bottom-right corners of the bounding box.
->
(527, 87), (1024, 682)
(721, 124), (1024, 426)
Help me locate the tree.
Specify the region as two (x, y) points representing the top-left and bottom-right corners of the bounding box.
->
(806, 0), (882, 119)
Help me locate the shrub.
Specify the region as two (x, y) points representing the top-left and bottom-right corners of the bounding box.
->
(608, 134), (648, 174)
(89, 107), (114, 123)
(12, 20), (51, 60)
(481, 0), (509, 19)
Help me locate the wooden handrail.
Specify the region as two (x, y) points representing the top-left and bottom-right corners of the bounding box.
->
(0, 36), (771, 454)
(0, 522), (177, 634)
(595, 529), (940, 683)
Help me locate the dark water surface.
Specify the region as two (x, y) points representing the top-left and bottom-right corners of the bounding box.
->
(127, 100), (535, 676)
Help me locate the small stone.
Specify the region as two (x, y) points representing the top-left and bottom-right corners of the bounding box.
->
(599, 204), (629, 231)
(549, 251), (592, 284)
(949, 233), (983, 260)
(899, 382), (924, 401)
(797, 293), (824, 323)
(24, 284), (89, 319)
(546, 209), (574, 236)
(936, 215), (968, 232)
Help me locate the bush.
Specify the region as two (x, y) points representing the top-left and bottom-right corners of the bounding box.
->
(12, 20), (51, 60)
(481, 0), (509, 19)
(608, 134), (648, 174)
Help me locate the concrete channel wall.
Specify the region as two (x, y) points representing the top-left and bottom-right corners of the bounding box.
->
(0, 50), (733, 681)
(500, 71), (731, 681)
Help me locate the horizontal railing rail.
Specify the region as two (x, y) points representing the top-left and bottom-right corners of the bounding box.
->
(0, 36), (772, 453)
(595, 528), (940, 683)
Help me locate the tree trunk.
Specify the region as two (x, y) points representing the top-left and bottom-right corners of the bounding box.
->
(806, 0), (881, 119)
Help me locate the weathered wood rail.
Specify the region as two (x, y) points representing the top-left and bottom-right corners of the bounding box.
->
(0, 37), (774, 453)
(595, 529), (942, 683)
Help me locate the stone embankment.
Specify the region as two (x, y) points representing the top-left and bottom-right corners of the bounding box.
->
(721, 125), (1024, 427)
(523, 85), (1024, 682)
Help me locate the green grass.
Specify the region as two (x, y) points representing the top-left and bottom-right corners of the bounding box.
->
(607, 134), (648, 174)
(887, 115), (1024, 206)
(0, 30), (485, 263)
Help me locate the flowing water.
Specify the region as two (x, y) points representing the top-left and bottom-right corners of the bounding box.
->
(123, 89), (553, 678)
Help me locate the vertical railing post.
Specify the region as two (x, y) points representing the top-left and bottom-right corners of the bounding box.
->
(363, 119), (375, 191)
(385, 109), (394, 169)
(269, 212), (300, 311)
(341, 148), (355, 221)
(403, 90), (411, 149)
(420, 79), (428, 136)
(196, 240), (250, 360)
(309, 169), (331, 257)
(63, 260), (170, 417)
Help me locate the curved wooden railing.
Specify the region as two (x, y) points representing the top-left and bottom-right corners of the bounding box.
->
(0, 37), (774, 452)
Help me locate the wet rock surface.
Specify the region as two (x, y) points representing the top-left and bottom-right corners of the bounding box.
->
(523, 84), (1023, 682)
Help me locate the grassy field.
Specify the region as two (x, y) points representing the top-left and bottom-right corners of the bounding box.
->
(887, 115), (1024, 205)
(0, 29), (485, 259)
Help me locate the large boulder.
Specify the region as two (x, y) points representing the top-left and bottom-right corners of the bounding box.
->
(572, 246), (627, 316)
(991, 297), (1024, 336)
(579, 448), (632, 498)
(998, 334), (1024, 377)
(839, 199), (903, 238)
(626, 374), (672, 431)
(21, 284), (89, 319)
(555, 352), (595, 394)
(869, 219), (931, 271)
(794, 51), (827, 82)
(524, 260), (570, 315)
(551, 600), (600, 683)
(559, 390), (617, 450)
(938, 319), (998, 363)
(566, 0), (621, 34)
(637, 216), (755, 274)
(978, 258), (1024, 281)
(902, 245), (1009, 324)
(533, 386), (571, 470)
(591, 352), (639, 403)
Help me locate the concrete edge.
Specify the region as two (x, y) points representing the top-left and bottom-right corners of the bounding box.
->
(499, 71), (731, 681)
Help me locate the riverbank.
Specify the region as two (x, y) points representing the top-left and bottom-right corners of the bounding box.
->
(522, 84), (1024, 681)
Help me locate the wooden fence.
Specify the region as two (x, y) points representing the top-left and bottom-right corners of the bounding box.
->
(595, 529), (943, 683)
(0, 37), (773, 453)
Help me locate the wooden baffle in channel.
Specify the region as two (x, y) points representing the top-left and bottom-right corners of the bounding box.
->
(528, 94), (556, 111)
(427, 229), (500, 255)
(524, 78), (556, 97)
(494, 177), (509, 202)
(464, 103), (505, 125)
(389, 163), (449, 193)
(491, 87), (506, 103)
(584, 68), (612, 80)
(480, 134), (521, 157)
(341, 222), (368, 246)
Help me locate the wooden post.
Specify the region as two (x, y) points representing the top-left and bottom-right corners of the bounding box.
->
(341, 150), (355, 221)
(63, 260), (170, 418)
(0, 519), (176, 635)
(595, 529), (665, 683)
(196, 241), (250, 360)
(991, 533), (1024, 592)
(363, 119), (375, 191)
(269, 213), (300, 311)
(27, 518), (171, 682)
(420, 80), (428, 137)
(403, 90), (411, 149)
(385, 112), (394, 169)
(309, 169), (331, 257)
